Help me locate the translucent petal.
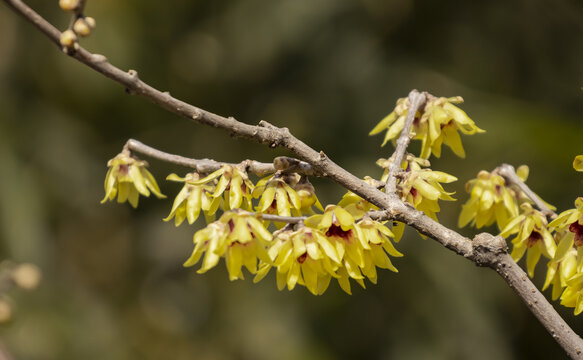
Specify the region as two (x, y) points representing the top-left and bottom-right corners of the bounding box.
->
(253, 262), (272, 283)
(129, 165), (150, 196)
(186, 187), (202, 224)
(164, 186), (189, 221)
(302, 262), (319, 295)
(526, 246), (542, 278)
(117, 182), (130, 204)
(381, 115), (405, 147)
(287, 262), (301, 290)
(258, 186), (276, 212)
(128, 187), (140, 208)
(229, 175), (243, 209)
(226, 246), (244, 281)
(442, 125), (465, 158)
(369, 112), (397, 135)
(142, 168), (165, 198)
(275, 187), (291, 217)
(192, 167), (224, 185)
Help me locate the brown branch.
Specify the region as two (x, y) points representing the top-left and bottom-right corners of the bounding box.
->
(125, 139), (275, 176)
(4, 0), (582, 357)
(385, 90), (426, 194)
(495, 163), (557, 220)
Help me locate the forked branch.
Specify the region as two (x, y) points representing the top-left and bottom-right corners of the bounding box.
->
(3, 0), (582, 357)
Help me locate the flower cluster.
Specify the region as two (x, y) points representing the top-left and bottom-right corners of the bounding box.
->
(102, 150), (166, 208)
(192, 165), (254, 212)
(458, 168), (525, 230)
(369, 96), (484, 159)
(183, 210), (272, 281)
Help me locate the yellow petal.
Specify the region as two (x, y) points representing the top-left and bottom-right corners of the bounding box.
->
(369, 112), (397, 135)
(574, 155), (583, 172)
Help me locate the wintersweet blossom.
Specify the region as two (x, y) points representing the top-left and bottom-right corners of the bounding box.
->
(254, 226), (341, 295)
(101, 150), (165, 208)
(184, 210), (272, 280)
(164, 172), (215, 225)
(191, 165), (254, 213)
(369, 96), (484, 159)
(499, 203), (556, 277)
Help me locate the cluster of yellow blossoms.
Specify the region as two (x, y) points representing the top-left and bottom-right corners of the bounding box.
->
(102, 92), (485, 295)
(459, 157), (583, 314)
(369, 95), (484, 159)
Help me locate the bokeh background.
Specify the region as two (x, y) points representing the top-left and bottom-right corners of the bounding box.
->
(1, 0), (582, 359)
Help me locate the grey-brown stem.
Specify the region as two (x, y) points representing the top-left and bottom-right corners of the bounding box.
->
(385, 90), (426, 194)
(496, 163), (557, 220)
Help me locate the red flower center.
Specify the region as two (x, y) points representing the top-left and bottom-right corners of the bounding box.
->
(569, 222), (583, 247)
(526, 231), (542, 248)
(325, 224), (352, 241)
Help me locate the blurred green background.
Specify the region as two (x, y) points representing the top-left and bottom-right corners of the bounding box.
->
(0, 0), (582, 359)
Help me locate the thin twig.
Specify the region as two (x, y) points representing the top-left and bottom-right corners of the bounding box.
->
(496, 163), (557, 220)
(258, 213), (307, 224)
(125, 139), (275, 176)
(4, 1), (582, 357)
(385, 90), (426, 194)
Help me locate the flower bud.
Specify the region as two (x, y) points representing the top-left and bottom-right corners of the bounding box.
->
(11, 263), (42, 290)
(73, 18), (91, 37)
(59, 0), (79, 12)
(0, 299), (11, 323)
(60, 30), (77, 48)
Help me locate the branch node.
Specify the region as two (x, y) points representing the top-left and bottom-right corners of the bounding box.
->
(472, 232), (508, 267)
(192, 110), (202, 120)
(91, 53), (108, 64)
(128, 69), (139, 80)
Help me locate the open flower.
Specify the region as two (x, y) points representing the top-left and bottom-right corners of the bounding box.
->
(458, 169), (521, 230)
(305, 206), (401, 294)
(163, 172), (215, 225)
(184, 210), (272, 280)
(500, 203), (556, 277)
(191, 165), (254, 213)
(370, 95), (484, 159)
(101, 150), (165, 208)
(252, 173), (302, 227)
(254, 226), (341, 295)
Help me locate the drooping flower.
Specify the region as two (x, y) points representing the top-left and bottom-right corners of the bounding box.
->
(369, 95), (484, 159)
(254, 226), (341, 295)
(500, 203), (556, 277)
(191, 165), (254, 213)
(305, 206), (402, 294)
(163, 172), (215, 225)
(252, 173), (302, 227)
(543, 230), (578, 302)
(184, 210), (272, 280)
(101, 150), (165, 208)
(458, 169), (521, 230)
(292, 175), (324, 215)
(378, 155), (457, 221)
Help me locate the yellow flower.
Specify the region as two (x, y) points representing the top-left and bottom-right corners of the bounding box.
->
(305, 206), (402, 294)
(500, 203), (556, 277)
(292, 175), (324, 215)
(191, 165), (254, 213)
(254, 226), (341, 295)
(573, 155), (583, 172)
(252, 173), (303, 226)
(163, 172), (215, 226)
(101, 150), (165, 208)
(337, 176), (379, 219)
(370, 96), (484, 159)
(560, 273), (583, 315)
(184, 210), (272, 281)
(543, 231), (578, 301)
(458, 169), (523, 230)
